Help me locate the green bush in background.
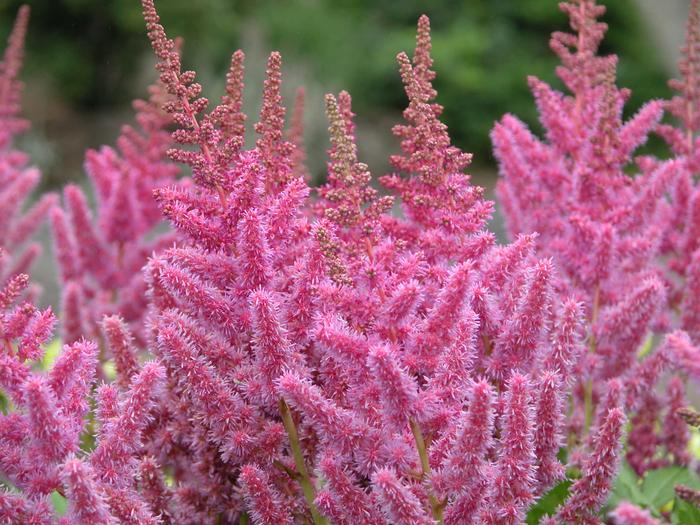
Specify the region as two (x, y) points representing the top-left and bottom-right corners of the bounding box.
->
(0, 0), (669, 168)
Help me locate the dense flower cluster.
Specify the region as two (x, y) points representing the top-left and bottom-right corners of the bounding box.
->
(0, 5), (55, 294)
(492, 0), (698, 479)
(49, 66), (180, 346)
(0, 1), (699, 524)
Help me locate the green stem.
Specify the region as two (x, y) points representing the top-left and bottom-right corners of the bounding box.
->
(279, 399), (329, 525)
(410, 419), (445, 525)
(583, 379), (593, 434)
(239, 512), (250, 525)
(584, 285), (601, 436)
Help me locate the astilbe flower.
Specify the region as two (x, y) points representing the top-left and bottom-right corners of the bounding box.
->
(132, 5), (630, 523)
(655, 0), (700, 349)
(610, 502), (661, 525)
(379, 15), (493, 261)
(676, 484), (700, 508)
(492, 0), (694, 477)
(0, 6), (56, 289)
(0, 268), (166, 523)
(557, 406), (626, 523)
(49, 66), (180, 348)
(5, 1), (682, 522)
(0, 29), (170, 509)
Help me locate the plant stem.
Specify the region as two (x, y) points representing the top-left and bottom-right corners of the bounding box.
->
(584, 284), (601, 435)
(279, 399), (329, 525)
(410, 418), (445, 525)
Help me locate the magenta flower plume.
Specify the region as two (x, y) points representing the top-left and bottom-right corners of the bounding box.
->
(0, 5), (30, 142)
(240, 464), (293, 525)
(541, 298), (583, 382)
(595, 276), (666, 376)
(63, 184), (114, 285)
(49, 206), (80, 283)
(664, 329), (700, 379)
(316, 453), (384, 525)
(372, 468), (434, 525)
(90, 363), (165, 485)
(380, 16), (491, 247)
(138, 457), (173, 523)
(214, 49), (246, 142)
(0, 490), (53, 525)
(533, 370), (566, 491)
(655, 0), (700, 347)
(489, 5), (700, 510)
(95, 384), (119, 428)
(24, 377), (75, 463)
(0, 6), (56, 287)
(610, 502), (661, 525)
(101, 315), (140, 389)
(490, 258), (553, 377)
(428, 312), (478, 406)
(277, 372), (362, 453)
(661, 376), (691, 466)
(60, 280), (85, 344)
(239, 209), (273, 290)
(61, 458), (114, 525)
(557, 407), (626, 523)
(101, 485), (161, 525)
(317, 91), (393, 248)
(367, 343), (419, 430)
(255, 52), (294, 190)
(434, 380), (493, 502)
(658, 0), (700, 155)
(49, 39), (180, 348)
(154, 316), (249, 458)
(485, 373), (536, 524)
(131, 8), (593, 522)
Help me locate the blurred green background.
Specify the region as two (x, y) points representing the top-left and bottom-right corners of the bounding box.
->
(0, 0), (676, 189)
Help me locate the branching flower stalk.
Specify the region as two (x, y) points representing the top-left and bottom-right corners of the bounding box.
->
(410, 418), (446, 524)
(279, 399), (329, 525)
(492, 0), (697, 478)
(584, 283), (601, 435)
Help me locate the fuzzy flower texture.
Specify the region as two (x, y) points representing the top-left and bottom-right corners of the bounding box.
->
(1, 1), (700, 524)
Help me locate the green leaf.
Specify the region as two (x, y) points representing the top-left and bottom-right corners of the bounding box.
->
(642, 467), (700, 510)
(608, 462), (647, 509)
(40, 339), (62, 371)
(50, 490), (67, 516)
(690, 427), (700, 460)
(672, 498), (700, 525)
(556, 447), (568, 465)
(637, 332), (654, 358)
(526, 480), (572, 524)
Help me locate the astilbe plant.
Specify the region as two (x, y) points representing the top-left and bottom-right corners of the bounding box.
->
(491, 0), (697, 480)
(1, 1), (699, 524)
(655, 0), (700, 356)
(0, 5), (56, 296)
(134, 3), (627, 524)
(49, 62), (180, 348)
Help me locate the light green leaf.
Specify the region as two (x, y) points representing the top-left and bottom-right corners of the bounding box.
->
(690, 428), (700, 460)
(637, 333), (654, 358)
(608, 462), (648, 509)
(642, 467), (700, 510)
(672, 498), (700, 525)
(526, 480), (572, 524)
(40, 339), (62, 371)
(50, 490), (67, 516)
